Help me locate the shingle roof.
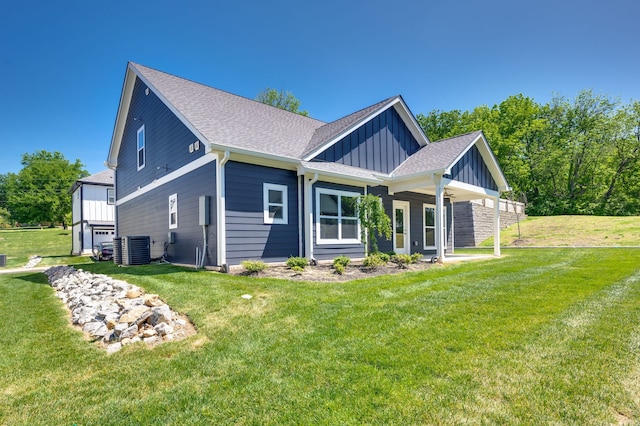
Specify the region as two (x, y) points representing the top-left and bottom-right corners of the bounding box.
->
(300, 161), (385, 182)
(131, 63), (327, 160)
(69, 169), (114, 193)
(392, 131), (483, 177)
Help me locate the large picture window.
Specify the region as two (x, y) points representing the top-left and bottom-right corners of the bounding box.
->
(263, 183), (288, 224)
(137, 125), (146, 171)
(316, 188), (360, 244)
(169, 193), (178, 229)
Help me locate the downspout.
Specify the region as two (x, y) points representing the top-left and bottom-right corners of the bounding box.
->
(493, 195), (501, 257)
(297, 174), (303, 257)
(434, 174), (445, 262)
(304, 173), (318, 262)
(216, 151), (230, 269)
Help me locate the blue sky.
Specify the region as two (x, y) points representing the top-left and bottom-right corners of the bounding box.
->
(1, 0), (638, 175)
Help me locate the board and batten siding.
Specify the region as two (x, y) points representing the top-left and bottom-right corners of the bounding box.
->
(312, 108), (421, 174)
(368, 186), (452, 254)
(312, 181), (365, 261)
(117, 161), (217, 265)
(225, 161), (299, 266)
(116, 77), (206, 199)
(447, 144), (498, 191)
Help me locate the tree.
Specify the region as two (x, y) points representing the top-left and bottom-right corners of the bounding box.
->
(256, 88), (309, 116)
(5, 151), (88, 228)
(356, 194), (392, 253)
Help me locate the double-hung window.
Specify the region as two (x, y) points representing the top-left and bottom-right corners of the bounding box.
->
(169, 193), (178, 229)
(263, 183), (288, 224)
(137, 125), (145, 170)
(423, 203), (446, 249)
(316, 188), (360, 244)
(107, 188), (115, 205)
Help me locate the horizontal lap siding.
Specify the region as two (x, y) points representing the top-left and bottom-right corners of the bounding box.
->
(116, 77), (206, 199)
(368, 186), (452, 255)
(117, 161), (217, 265)
(225, 162), (299, 266)
(313, 182), (365, 261)
(313, 108), (420, 173)
(448, 145), (498, 191)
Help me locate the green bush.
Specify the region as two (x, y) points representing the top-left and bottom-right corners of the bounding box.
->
(333, 256), (350, 268)
(286, 256), (308, 270)
(378, 252), (391, 262)
(241, 260), (267, 274)
(390, 253), (412, 268)
(362, 253), (387, 269)
(334, 263), (346, 275)
(410, 253), (423, 263)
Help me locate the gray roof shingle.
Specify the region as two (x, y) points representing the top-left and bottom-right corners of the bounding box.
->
(69, 169), (114, 193)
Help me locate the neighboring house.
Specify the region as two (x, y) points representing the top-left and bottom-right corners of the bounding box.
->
(106, 62), (510, 268)
(69, 170), (115, 255)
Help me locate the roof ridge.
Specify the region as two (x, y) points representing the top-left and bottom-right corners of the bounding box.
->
(432, 130), (482, 143)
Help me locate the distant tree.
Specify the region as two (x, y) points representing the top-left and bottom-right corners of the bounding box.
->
(5, 151), (88, 228)
(256, 88), (309, 117)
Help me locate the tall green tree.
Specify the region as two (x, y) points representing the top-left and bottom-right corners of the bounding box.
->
(256, 88), (309, 117)
(5, 151), (87, 228)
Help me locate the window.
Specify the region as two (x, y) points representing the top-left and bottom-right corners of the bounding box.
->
(423, 204), (447, 249)
(263, 183), (288, 224)
(107, 188), (115, 205)
(316, 188), (360, 244)
(137, 125), (145, 170)
(169, 193), (178, 229)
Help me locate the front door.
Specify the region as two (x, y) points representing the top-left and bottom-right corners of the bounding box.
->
(393, 201), (410, 255)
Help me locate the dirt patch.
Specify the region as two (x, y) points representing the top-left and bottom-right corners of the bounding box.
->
(231, 260), (440, 282)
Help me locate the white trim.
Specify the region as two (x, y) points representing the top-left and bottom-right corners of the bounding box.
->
(216, 151), (230, 267)
(107, 188), (115, 205)
(304, 173), (319, 260)
(136, 125), (146, 171)
(423, 203), (447, 251)
(263, 183), (288, 225)
(168, 193), (178, 229)
(315, 187), (361, 245)
(116, 153), (217, 206)
(392, 200), (410, 255)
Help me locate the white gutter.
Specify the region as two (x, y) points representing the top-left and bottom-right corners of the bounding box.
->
(216, 150), (230, 269)
(304, 173), (319, 262)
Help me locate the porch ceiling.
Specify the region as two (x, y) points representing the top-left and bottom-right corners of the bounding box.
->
(386, 176), (500, 202)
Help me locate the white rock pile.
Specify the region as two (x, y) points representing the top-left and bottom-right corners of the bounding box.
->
(44, 265), (194, 354)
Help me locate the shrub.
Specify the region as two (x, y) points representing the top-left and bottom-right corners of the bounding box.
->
(362, 253), (387, 269)
(410, 253), (423, 263)
(333, 256), (350, 268)
(390, 253), (412, 268)
(378, 252), (391, 263)
(334, 263), (346, 275)
(290, 265), (305, 274)
(241, 260), (267, 275)
(286, 256), (308, 270)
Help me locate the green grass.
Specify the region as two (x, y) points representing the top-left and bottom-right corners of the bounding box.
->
(482, 215), (640, 247)
(2, 248), (640, 424)
(0, 228), (92, 268)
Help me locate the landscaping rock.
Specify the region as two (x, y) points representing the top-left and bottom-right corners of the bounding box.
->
(43, 265), (195, 353)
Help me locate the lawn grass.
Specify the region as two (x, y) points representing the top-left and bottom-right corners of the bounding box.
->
(482, 215), (640, 247)
(2, 248), (640, 424)
(0, 228), (92, 268)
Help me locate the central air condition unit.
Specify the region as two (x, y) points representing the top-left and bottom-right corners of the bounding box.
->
(113, 237), (123, 265)
(120, 235), (151, 266)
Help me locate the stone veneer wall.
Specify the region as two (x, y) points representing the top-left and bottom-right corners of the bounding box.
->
(454, 199), (526, 247)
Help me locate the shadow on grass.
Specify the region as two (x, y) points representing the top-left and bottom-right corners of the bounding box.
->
(80, 262), (203, 278)
(14, 272), (49, 285)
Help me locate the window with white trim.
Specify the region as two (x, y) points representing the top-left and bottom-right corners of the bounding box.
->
(107, 188), (115, 205)
(316, 188), (360, 244)
(263, 183), (288, 224)
(137, 125), (146, 170)
(423, 203), (446, 249)
(169, 193), (178, 229)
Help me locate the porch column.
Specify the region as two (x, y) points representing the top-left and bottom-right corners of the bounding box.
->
(435, 175), (445, 262)
(493, 195), (501, 256)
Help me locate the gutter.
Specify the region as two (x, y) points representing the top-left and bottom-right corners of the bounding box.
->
(216, 150), (230, 269)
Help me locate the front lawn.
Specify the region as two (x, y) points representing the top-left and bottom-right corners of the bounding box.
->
(1, 248), (639, 424)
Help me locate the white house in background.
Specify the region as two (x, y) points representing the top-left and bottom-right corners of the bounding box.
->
(69, 169), (115, 255)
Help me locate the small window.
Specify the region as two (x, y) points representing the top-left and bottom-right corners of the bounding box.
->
(263, 183), (288, 224)
(137, 125), (146, 170)
(107, 188), (115, 205)
(423, 204), (447, 250)
(169, 193), (178, 229)
(316, 188), (360, 244)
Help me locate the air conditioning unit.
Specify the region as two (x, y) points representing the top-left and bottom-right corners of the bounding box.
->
(113, 237), (122, 265)
(120, 236), (151, 266)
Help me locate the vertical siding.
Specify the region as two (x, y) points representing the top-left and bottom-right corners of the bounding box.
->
(225, 161), (299, 266)
(117, 160), (217, 265)
(116, 77), (206, 199)
(82, 185), (115, 222)
(312, 108), (421, 174)
(312, 182), (365, 261)
(368, 186), (452, 255)
(448, 145), (498, 191)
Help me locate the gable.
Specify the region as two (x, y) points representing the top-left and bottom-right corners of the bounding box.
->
(447, 144), (498, 191)
(310, 107), (421, 174)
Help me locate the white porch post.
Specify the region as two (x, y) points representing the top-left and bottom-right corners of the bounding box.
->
(435, 174), (445, 262)
(304, 173), (318, 262)
(493, 195), (501, 256)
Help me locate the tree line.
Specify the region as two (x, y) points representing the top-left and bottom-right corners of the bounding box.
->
(417, 91), (640, 216)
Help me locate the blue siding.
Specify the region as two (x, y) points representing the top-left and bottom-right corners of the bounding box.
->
(225, 161), (299, 266)
(312, 182), (365, 261)
(116, 77), (206, 199)
(447, 145), (498, 191)
(312, 108), (421, 174)
(368, 186), (452, 255)
(117, 161), (217, 265)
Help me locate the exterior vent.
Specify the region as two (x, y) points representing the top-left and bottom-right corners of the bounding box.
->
(120, 236), (151, 266)
(113, 237), (123, 265)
